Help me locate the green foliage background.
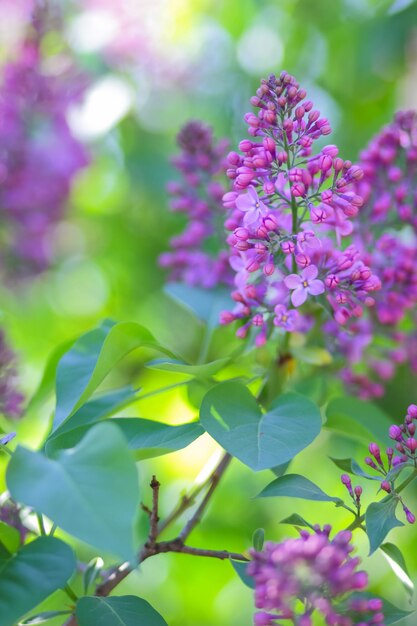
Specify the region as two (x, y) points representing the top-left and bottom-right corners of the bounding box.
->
(3, 1), (417, 624)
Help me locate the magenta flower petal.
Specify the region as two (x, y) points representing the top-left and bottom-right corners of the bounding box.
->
(291, 287), (307, 307)
(302, 264), (318, 281)
(284, 274), (302, 289)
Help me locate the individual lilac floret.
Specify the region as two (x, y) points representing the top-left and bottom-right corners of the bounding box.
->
(221, 71), (380, 344)
(0, 14), (88, 279)
(247, 527), (382, 625)
(0, 330), (24, 420)
(159, 121), (232, 288)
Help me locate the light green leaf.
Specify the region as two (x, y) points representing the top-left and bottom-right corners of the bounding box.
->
(257, 474), (341, 502)
(366, 498), (404, 554)
(83, 557), (104, 595)
(381, 542), (414, 598)
(0, 537), (75, 626)
(20, 611), (72, 625)
(0, 521), (20, 554)
(292, 346), (332, 366)
(280, 514), (313, 528)
(200, 382), (322, 471)
(7, 423), (140, 561)
(76, 596), (168, 626)
(147, 357), (230, 377)
(252, 528), (265, 551)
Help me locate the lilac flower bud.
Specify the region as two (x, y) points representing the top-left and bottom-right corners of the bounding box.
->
(407, 404), (417, 418)
(405, 438), (417, 453)
(368, 443), (382, 465)
(364, 457), (377, 470)
(403, 505), (416, 524)
(389, 425), (403, 441)
(381, 481), (391, 493)
(407, 423), (416, 436)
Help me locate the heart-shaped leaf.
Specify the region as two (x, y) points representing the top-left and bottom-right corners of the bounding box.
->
(0, 537), (75, 626)
(257, 474), (341, 502)
(200, 382), (322, 471)
(76, 596), (167, 626)
(7, 423), (140, 561)
(365, 498), (404, 554)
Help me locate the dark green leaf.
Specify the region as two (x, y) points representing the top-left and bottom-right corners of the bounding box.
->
(329, 457), (380, 481)
(257, 474), (341, 502)
(20, 611), (72, 625)
(326, 396), (391, 443)
(147, 357), (230, 377)
(366, 498), (404, 554)
(76, 596), (168, 626)
(0, 537), (75, 626)
(230, 560), (254, 589)
(280, 514), (312, 528)
(115, 418), (204, 459)
(380, 542), (414, 598)
(7, 423), (140, 561)
(252, 528), (265, 551)
(83, 557), (104, 595)
(270, 461), (291, 477)
(200, 382), (322, 471)
(53, 321), (175, 431)
(46, 386), (140, 455)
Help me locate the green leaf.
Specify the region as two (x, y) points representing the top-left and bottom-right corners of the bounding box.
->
(257, 474), (341, 502)
(76, 596), (168, 626)
(326, 396), (391, 443)
(270, 461), (291, 477)
(252, 528), (265, 551)
(0, 521), (20, 554)
(230, 560), (254, 589)
(20, 611), (72, 625)
(53, 321), (175, 431)
(329, 457), (380, 481)
(280, 514), (312, 528)
(147, 357), (230, 377)
(0, 537), (75, 626)
(365, 498), (404, 554)
(165, 283), (232, 330)
(380, 542), (414, 598)
(83, 557), (104, 595)
(200, 382), (322, 471)
(7, 423), (140, 561)
(46, 386), (140, 455)
(115, 418), (204, 459)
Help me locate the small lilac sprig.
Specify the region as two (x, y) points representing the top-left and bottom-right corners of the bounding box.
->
(341, 474), (363, 514)
(159, 121), (232, 288)
(247, 526), (383, 626)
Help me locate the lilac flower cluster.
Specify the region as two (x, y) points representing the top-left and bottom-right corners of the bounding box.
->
(0, 330), (24, 420)
(220, 72), (380, 345)
(0, 30), (88, 278)
(159, 121), (232, 288)
(247, 526), (383, 626)
(333, 112), (417, 397)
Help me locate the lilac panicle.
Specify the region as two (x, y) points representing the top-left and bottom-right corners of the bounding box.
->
(0, 13), (88, 279)
(0, 330), (24, 420)
(159, 121), (232, 288)
(221, 71), (380, 344)
(336, 111), (417, 397)
(247, 527), (383, 625)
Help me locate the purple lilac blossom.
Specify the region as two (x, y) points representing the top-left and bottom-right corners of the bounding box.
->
(247, 526), (383, 625)
(159, 121), (232, 288)
(221, 72), (380, 345)
(0, 26), (88, 279)
(0, 330), (24, 420)
(332, 111), (417, 398)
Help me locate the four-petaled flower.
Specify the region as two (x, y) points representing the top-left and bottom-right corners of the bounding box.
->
(235, 186), (268, 227)
(273, 305), (299, 331)
(284, 265), (325, 307)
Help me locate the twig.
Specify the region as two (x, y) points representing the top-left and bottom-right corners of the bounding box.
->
(149, 475), (160, 547)
(178, 453), (232, 542)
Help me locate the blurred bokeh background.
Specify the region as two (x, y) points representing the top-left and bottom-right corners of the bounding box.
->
(2, 0), (417, 624)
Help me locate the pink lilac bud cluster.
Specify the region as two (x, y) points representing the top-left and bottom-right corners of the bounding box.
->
(335, 112), (417, 397)
(247, 526), (383, 625)
(0, 25), (88, 279)
(159, 121), (232, 288)
(340, 474), (363, 511)
(0, 330), (24, 420)
(220, 72), (380, 345)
